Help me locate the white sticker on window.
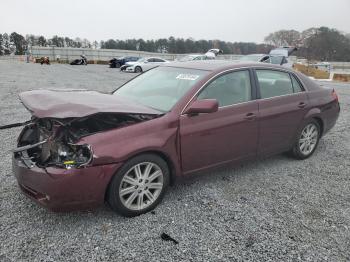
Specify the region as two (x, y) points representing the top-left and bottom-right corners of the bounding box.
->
(176, 74), (200, 81)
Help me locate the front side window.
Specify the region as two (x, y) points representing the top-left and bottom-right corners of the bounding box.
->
(256, 70), (294, 99)
(197, 70), (252, 107)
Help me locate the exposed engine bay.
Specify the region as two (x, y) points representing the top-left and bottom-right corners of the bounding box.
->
(12, 113), (158, 169)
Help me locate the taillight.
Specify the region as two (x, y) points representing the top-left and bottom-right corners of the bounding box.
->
(332, 89), (339, 102)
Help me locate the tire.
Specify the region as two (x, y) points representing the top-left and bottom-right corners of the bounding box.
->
(135, 66), (142, 73)
(107, 154), (170, 217)
(291, 119), (321, 160)
(115, 62), (121, 68)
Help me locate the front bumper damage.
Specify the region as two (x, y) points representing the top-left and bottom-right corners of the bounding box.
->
(3, 90), (161, 211)
(9, 119), (122, 211)
(13, 155), (122, 211)
(8, 117), (123, 211)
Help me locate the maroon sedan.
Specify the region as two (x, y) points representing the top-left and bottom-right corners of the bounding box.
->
(11, 61), (339, 216)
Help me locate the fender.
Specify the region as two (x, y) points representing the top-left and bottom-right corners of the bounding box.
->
(287, 107), (322, 147)
(303, 107), (321, 120)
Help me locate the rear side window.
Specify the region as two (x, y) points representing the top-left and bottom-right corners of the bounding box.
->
(291, 74), (303, 92)
(256, 70), (293, 99)
(154, 58), (165, 62)
(197, 70), (252, 107)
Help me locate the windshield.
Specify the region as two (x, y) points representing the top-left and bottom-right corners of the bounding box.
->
(239, 55), (264, 62)
(113, 67), (207, 112)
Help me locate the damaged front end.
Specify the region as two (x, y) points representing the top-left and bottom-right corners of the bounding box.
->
(14, 119), (93, 169)
(12, 113), (157, 169)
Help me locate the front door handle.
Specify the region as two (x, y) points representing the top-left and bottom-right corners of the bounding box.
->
(244, 112), (256, 121)
(298, 102), (307, 108)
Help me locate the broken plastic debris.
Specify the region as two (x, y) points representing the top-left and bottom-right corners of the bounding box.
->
(161, 233), (179, 244)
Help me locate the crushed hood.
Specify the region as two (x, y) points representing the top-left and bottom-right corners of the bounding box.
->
(19, 89), (161, 118)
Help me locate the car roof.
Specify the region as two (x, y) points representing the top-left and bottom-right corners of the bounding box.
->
(161, 60), (291, 72)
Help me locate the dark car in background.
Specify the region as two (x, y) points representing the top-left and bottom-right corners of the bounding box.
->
(11, 61), (339, 217)
(109, 56), (140, 68)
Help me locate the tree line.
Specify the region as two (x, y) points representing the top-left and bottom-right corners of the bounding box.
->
(100, 37), (274, 55)
(0, 33), (97, 55)
(1, 27), (350, 61)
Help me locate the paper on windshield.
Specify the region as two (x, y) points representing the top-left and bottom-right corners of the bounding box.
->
(176, 74), (200, 81)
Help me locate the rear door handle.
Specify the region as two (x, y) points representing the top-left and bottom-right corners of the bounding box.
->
(298, 102), (307, 108)
(244, 112), (256, 121)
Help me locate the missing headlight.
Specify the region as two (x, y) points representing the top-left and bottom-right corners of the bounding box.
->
(14, 121), (93, 169)
(51, 143), (93, 169)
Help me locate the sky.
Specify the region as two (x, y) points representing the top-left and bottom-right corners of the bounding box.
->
(1, 0), (349, 43)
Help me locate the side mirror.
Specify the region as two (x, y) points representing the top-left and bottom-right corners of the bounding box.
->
(184, 99), (219, 115)
(144, 60), (149, 63)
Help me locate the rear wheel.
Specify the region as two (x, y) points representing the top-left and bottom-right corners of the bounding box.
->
(135, 66), (142, 73)
(291, 120), (320, 159)
(107, 154), (169, 217)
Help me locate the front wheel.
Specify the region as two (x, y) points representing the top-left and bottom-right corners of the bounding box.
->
(291, 120), (320, 159)
(107, 154), (170, 217)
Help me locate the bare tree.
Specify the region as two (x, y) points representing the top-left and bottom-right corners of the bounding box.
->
(264, 30), (301, 47)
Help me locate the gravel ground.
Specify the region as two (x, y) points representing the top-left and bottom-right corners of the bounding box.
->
(0, 61), (349, 262)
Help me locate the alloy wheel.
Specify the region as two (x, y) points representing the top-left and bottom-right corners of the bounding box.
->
(119, 162), (164, 211)
(298, 123), (319, 156)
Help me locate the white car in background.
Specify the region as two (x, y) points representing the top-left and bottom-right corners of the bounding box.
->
(123, 57), (169, 73)
(239, 47), (297, 67)
(178, 54), (212, 62)
(177, 49), (224, 62)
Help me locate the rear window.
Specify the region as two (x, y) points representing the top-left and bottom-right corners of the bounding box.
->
(256, 70), (294, 99)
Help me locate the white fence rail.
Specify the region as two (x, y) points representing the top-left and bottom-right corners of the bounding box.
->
(28, 46), (243, 61)
(0, 55), (22, 61)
